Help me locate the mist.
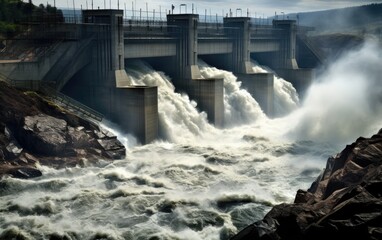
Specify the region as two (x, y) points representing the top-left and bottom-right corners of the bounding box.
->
(288, 40), (382, 146)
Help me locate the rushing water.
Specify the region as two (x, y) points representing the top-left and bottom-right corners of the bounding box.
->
(1, 41), (381, 240)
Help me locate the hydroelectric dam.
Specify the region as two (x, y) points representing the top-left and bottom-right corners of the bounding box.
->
(0, 9), (322, 144)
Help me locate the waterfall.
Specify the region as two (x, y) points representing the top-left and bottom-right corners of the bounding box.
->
(198, 60), (266, 127)
(125, 61), (214, 143)
(251, 61), (300, 117)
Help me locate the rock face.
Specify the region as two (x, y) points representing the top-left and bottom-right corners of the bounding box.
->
(232, 129), (382, 240)
(0, 81), (126, 179)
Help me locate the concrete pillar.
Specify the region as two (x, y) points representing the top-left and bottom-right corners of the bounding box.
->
(115, 86), (158, 144)
(75, 10), (158, 144)
(273, 20), (299, 69)
(222, 17), (274, 116)
(223, 17), (253, 74)
(275, 69), (314, 98)
(239, 73), (274, 116)
(83, 10), (125, 72)
(167, 14), (202, 87)
(167, 14), (224, 127)
(191, 78), (224, 127)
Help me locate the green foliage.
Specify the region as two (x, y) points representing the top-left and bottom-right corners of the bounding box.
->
(0, 21), (18, 36)
(0, 0), (64, 37)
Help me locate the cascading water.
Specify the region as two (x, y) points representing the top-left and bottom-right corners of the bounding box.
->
(251, 61), (300, 117)
(198, 60), (265, 127)
(125, 61), (214, 143)
(1, 42), (381, 240)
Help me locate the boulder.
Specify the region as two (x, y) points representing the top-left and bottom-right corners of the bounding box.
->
(68, 126), (92, 148)
(5, 141), (23, 159)
(232, 129), (382, 240)
(22, 114), (68, 156)
(0, 82), (126, 179)
(97, 138), (126, 160)
(7, 167), (42, 179)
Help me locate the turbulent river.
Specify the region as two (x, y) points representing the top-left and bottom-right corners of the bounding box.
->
(1, 41), (381, 240)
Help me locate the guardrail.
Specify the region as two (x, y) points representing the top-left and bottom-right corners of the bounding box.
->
(0, 72), (11, 82)
(7, 79), (103, 122)
(40, 84), (104, 122)
(297, 34), (326, 64)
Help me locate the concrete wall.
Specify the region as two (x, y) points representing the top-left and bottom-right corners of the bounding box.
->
(198, 41), (233, 55)
(296, 35), (323, 69)
(249, 40), (279, 52)
(223, 17), (253, 74)
(124, 42), (176, 58)
(275, 68), (314, 97)
(0, 42), (74, 81)
(272, 20), (299, 70)
(114, 86), (158, 144)
(239, 73), (274, 116)
(191, 78), (224, 127)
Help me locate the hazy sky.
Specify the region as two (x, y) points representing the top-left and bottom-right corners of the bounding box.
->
(32, 0), (382, 17)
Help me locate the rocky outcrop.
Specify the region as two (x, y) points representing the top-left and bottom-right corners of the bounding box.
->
(0, 81), (126, 179)
(232, 129), (382, 240)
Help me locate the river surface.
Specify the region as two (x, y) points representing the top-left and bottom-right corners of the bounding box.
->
(0, 41), (381, 239)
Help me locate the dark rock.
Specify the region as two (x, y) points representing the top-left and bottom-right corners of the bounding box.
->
(232, 128), (382, 240)
(97, 138), (126, 160)
(22, 114), (68, 155)
(97, 138), (124, 151)
(68, 126), (91, 148)
(0, 149), (4, 161)
(104, 148), (126, 160)
(5, 141), (23, 159)
(23, 153), (39, 164)
(94, 128), (116, 139)
(7, 167), (42, 179)
(0, 82), (126, 179)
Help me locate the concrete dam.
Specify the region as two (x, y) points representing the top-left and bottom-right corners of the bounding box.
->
(0, 10), (322, 144)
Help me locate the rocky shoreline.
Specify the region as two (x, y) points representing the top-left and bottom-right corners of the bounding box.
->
(232, 129), (382, 240)
(0, 81), (126, 179)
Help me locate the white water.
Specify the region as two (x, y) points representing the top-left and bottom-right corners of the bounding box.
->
(251, 61), (300, 117)
(288, 40), (382, 145)
(198, 60), (265, 127)
(125, 61), (214, 143)
(1, 41), (381, 240)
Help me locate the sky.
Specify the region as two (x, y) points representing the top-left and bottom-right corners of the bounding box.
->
(31, 0), (382, 18)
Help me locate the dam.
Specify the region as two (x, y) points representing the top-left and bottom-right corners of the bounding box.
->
(0, 9), (322, 144)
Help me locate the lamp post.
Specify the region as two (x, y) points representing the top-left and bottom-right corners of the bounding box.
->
(236, 8), (242, 17)
(180, 4), (186, 14)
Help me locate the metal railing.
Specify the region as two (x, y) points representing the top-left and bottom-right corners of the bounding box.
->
(297, 34), (326, 64)
(7, 79), (103, 122)
(0, 72), (11, 82)
(40, 84), (103, 122)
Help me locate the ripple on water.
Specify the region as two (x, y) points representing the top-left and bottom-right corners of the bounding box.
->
(0, 178), (69, 196)
(229, 203), (270, 231)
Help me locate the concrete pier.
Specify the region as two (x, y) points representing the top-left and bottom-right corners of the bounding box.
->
(272, 20), (299, 70)
(222, 17), (275, 116)
(68, 10), (159, 144)
(166, 14), (224, 126)
(275, 69), (314, 97)
(114, 86), (158, 144)
(223, 17), (253, 74)
(191, 78), (224, 127)
(239, 73), (274, 116)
